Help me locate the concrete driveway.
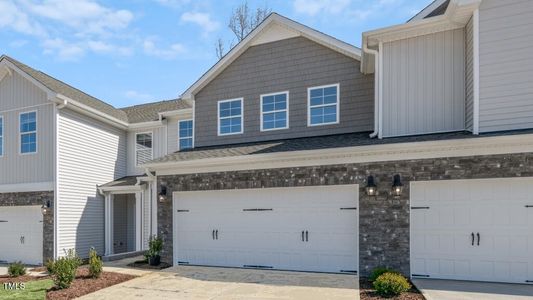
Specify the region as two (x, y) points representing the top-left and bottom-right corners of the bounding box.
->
(79, 265), (359, 300)
(413, 279), (533, 300)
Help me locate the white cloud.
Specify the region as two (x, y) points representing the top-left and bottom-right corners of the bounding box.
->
(124, 90), (154, 103)
(152, 0), (191, 8)
(293, 0), (351, 17)
(143, 38), (186, 60)
(0, 1), (47, 37)
(87, 40), (133, 56)
(42, 38), (85, 61)
(9, 40), (29, 48)
(180, 12), (220, 35)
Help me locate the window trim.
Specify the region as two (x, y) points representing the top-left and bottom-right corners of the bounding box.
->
(19, 110), (38, 155)
(260, 91), (289, 132)
(307, 83), (340, 127)
(178, 119), (194, 151)
(135, 131), (153, 167)
(0, 115), (3, 158)
(217, 98), (244, 136)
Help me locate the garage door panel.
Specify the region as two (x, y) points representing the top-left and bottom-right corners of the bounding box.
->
(0, 206), (43, 265)
(174, 185), (358, 273)
(411, 178), (533, 284)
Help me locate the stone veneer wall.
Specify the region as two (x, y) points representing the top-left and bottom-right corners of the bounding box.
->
(158, 152), (533, 276)
(0, 191), (54, 262)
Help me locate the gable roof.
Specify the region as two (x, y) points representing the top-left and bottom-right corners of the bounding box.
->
(181, 13), (361, 100)
(121, 98), (192, 124)
(408, 0), (451, 22)
(0, 55), (129, 122)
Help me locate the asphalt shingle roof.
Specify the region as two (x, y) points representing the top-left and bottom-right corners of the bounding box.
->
(100, 176), (139, 188)
(1, 55), (191, 124)
(147, 129), (533, 165)
(120, 99), (192, 123)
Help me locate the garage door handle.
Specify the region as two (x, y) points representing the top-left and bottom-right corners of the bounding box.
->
(301, 231), (305, 242)
(212, 230), (215, 240)
(471, 232), (474, 246)
(305, 231), (309, 242)
(215, 230), (218, 240)
(477, 232), (480, 246)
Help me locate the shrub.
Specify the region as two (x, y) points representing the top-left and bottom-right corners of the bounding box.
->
(369, 267), (399, 282)
(88, 247), (103, 278)
(145, 235), (163, 259)
(8, 261), (26, 277)
(52, 249), (81, 289)
(45, 259), (56, 274)
(373, 272), (411, 297)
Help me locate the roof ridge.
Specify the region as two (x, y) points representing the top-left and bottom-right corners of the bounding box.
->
(119, 98), (180, 110)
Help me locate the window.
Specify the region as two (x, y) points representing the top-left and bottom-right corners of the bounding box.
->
(20, 111), (37, 154)
(135, 132), (152, 165)
(179, 120), (193, 150)
(0, 116), (3, 157)
(218, 98), (243, 135)
(308, 84), (339, 126)
(261, 92), (289, 131)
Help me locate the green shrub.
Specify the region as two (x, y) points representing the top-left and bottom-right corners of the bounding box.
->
(369, 267), (399, 282)
(45, 259), (55, 274)
(145, 235), (163, 260)
(88, 247), (103, 278)
(373, 272), (411, 297)
(8, 261), (26, 277)
(52, 249), (81, 289)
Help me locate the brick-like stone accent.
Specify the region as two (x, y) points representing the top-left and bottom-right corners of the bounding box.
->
(158, 152), (533, 276)
(0, 191), (54, 263)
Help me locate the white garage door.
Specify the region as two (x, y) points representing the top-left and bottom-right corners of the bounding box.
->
(0, 206), (43, 265)
(411, 178), (533, 284)
(173, 185), (358, 274)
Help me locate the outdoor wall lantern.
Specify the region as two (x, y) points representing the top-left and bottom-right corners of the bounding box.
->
(158, 185), (168, 203)
(391, 174), (403, 197)
(365, 175), (377, 196)
(41, 200), (51, 215)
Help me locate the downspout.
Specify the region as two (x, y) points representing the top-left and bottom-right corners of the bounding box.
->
(363, 40), (380, 138)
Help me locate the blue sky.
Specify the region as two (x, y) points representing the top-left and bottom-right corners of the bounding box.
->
(1, 0), (430, 108)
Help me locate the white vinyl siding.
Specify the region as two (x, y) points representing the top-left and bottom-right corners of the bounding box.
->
(218, 98), (243, 135)
(0, 116), (3, 157)
(135, 132), (153, 166)
(178, 120), (193, 150)
(382, 28), (465, 137)
(478, 0), (533, 132)
(0, 71), (54, 185)
(57, 108), (126, 258)
(260, 92), (289, 131)
(307, 84), (339, 126)
(19, 111), (37, 154)
(127, 127), (166, 176)
(465, 16), (474, 132)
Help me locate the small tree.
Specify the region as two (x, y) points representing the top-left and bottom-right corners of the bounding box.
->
(88, 247), (103, 278)
(52, 249), (81, 289)
(216, 1), (271, 59)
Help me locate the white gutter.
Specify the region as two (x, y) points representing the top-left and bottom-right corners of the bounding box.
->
(472, 8), (480, 135)
(128, 120), (165, 130)
(363, 40), (380, 138)
(56, 94), (129, 129)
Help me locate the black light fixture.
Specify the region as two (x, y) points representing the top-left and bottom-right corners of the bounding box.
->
(41, 200), (51, 215)
(391, 174), (403, 197)
(158, 185), (168, 203)
(365, 175), (377, 196)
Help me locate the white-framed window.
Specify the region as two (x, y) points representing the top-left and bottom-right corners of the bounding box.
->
(20, 111), (37, 154)
(179, 119), (193, 150)
(0, 115), (3, 157)
(218, 98), (243, 136)
(135, 132), (153, 166)
(307, 83), (340, 126)
(260, 91), (289, 131)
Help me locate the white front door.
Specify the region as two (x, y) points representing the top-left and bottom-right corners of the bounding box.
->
(173, 185), (359, 274)
(411, 178), (533, 284)
(0, 206), (43, 265)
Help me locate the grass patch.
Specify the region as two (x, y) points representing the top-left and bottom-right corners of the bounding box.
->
(0, 279), (53, 300)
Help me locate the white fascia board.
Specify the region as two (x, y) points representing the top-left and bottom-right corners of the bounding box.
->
(181, 13), (361, 100)
(98, 184), (145, 194)
(0, 181), (55, 193)
(55, 94), (129, 129)
(158, 108), (193, 118)
(147, 134), (533, 175)
(128, 120), (166, 130)
(0, 60), (57, 100)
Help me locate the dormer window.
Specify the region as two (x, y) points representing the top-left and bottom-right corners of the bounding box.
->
(218, 98), (243, 136)
(20, 111), (37, 154)
(179, 120), (193, 150)
(308, 84), (339, 126)
(135, 132), (153, 166)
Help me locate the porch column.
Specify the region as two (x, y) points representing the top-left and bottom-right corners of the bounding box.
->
(135, 191), (142, 251)
(104, 193), (113, 256)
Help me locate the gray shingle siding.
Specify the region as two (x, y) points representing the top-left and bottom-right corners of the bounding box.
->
(194, 37), (374, 147)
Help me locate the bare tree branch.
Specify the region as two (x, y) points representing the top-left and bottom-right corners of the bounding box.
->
(215, 38), (225, 60)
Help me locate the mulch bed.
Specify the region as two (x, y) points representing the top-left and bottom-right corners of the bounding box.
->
(127, 260), (172, 270)
(0, 274), (50, 284)
(360, 278), (425, 300)
(46, 268), (136, 300)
